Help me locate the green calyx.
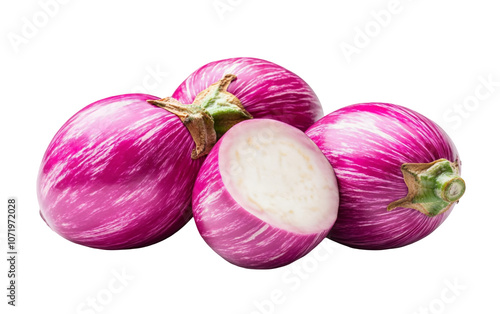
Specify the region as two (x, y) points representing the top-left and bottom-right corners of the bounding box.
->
(147, 74), (252, 159)
(387, 159), (466, 217)
(194, 74), (253, 136)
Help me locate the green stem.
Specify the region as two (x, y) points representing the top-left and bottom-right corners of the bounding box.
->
(387, 159), (466, 217)
(147, 98), (217, 160)
(147, 74), (252, 159)
(192, 74), (252, 137)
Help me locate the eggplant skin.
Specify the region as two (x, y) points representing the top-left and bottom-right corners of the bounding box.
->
(37, 94), (204, 250)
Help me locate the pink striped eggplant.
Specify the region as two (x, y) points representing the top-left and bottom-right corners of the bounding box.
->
(192, 119), (339, 269)
(172, 57), (322, 126)
(306, 103), (466, 250)
(37, 94), (203, 249)
(146, 57), (324, 158)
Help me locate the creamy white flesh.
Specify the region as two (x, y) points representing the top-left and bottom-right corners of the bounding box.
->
(219, 120), (339, 234)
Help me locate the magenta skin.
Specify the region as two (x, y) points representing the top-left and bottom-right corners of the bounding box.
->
(306, 103), (460, 250)
(172, 57), (323, 131)
(37, 94), (203, 250)
(192, 119), (335, 269)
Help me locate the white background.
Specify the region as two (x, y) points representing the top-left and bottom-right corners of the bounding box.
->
(1, 0), (499, 313)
